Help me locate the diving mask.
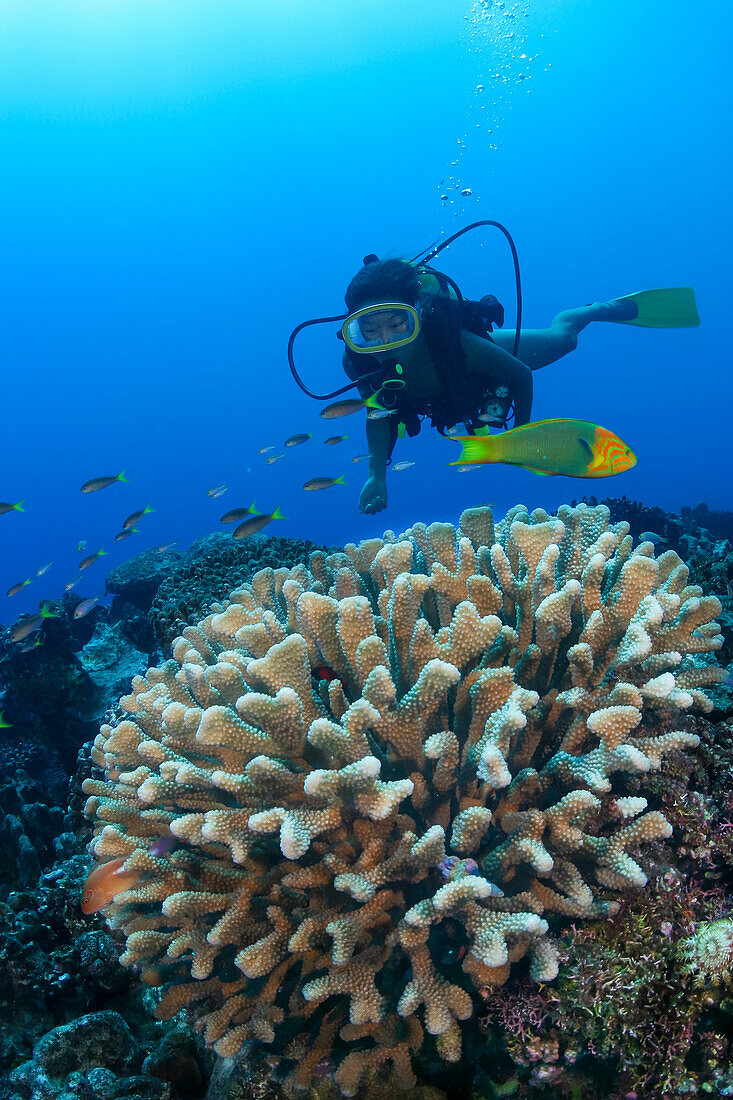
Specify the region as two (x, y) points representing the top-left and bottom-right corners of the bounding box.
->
(341, 302), (421, 355)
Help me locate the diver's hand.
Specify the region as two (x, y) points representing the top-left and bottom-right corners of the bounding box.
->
(359, 476), (387, 514)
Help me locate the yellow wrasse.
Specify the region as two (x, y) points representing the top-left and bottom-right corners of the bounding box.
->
(450, 419), (636, 478)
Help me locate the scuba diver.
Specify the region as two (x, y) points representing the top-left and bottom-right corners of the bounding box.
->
(288, 221), (699, 514)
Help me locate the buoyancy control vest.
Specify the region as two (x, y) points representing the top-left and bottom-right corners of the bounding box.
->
(344, 264), (514, 452)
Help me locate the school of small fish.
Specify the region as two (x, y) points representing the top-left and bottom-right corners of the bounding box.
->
(4, 405), (384, 647)
(4, 471), (160, 645)
(4, 401), (637, 671)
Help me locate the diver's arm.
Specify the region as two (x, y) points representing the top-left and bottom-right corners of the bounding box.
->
(460, 330), (534, 425)
(342, 351), (389, 513)
(366, 415), (389, 479)
(360, 416), (389, 514)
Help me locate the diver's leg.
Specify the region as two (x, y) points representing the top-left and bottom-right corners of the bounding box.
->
(491, 300), (638, 371)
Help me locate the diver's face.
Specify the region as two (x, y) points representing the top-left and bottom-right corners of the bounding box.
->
(357, 308), (411, 346)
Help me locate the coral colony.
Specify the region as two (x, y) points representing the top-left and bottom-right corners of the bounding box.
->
(82, 504), (723, 1094)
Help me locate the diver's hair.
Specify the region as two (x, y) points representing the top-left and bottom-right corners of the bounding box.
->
(344, 259), (421, 312)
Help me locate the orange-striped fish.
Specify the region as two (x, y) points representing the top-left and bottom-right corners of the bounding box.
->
(450, 419), (636, 478)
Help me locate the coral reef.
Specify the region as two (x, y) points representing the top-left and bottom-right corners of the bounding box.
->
(106, 546), (185, 610)
(4, 1010), (211, 1100)
(81, 503), (724, 1095)
(576, 496), (733, 555)
(80, 621), (153, 712)
(474, 704), (733, 1099)
(148, 533), (329, 654)
(578, 496), (733, 708)
(0, 767), (73, 889)
(0, 836), (213, 1097)
(0, 594), (154, 782)
(478, 871), (733, 1099)
(0, 839), (131, 1069)
(680, 917), (733, 988)
(0, 602), (101, 778)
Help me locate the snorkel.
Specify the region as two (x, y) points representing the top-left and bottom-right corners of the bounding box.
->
(286, 218), (523, 401)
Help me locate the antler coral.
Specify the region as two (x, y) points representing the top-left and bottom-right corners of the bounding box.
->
(83, 503), (723, 1093)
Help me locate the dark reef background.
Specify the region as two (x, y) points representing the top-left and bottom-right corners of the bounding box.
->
(1, 502), (732, 1100)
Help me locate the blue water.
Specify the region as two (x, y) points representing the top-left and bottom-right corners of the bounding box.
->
(2, 0), (731, 622)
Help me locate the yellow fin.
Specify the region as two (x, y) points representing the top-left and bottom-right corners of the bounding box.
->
(448, 435), (496, 465)
(614, 287), (700, 328)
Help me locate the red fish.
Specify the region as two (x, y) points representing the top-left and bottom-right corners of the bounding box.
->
(81, 832), (176, 914)
(81, 858), (143, 914)
(313, 665), (341, 684)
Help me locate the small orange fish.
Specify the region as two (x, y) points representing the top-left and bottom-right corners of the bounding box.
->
(81, 857), (143, 914)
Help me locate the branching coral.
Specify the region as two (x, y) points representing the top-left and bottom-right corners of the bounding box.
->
(82, 503), (723, 1094)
